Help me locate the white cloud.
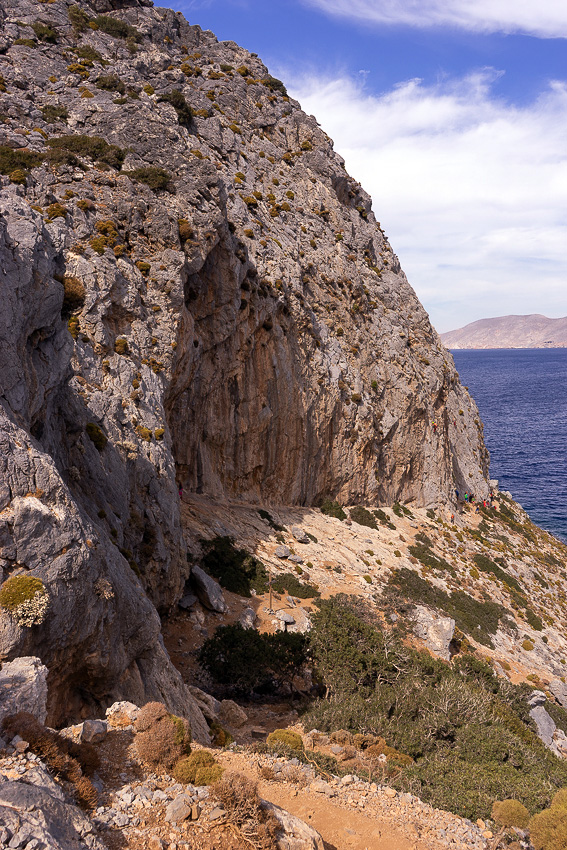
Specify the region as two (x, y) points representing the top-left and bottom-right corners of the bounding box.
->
(300, 0), (567, 38)
(286, 70), (567, 332)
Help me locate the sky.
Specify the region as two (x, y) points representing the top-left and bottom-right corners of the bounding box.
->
(171, 0), (566, 333)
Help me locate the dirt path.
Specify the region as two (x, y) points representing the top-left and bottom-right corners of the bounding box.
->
(218, 751), (449, 850)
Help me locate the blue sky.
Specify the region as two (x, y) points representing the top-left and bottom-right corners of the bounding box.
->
(172, 0), (567, 333)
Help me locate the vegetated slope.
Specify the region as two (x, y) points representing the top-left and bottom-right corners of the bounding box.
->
(0, 0), (488, 723)
(441, 314), (567, 349)
(177, 492), (567, 821)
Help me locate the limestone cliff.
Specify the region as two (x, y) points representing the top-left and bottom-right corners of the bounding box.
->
(0, 0), (489, 722)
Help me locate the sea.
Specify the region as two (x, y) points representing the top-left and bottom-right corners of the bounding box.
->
(451, 349), (567, 543)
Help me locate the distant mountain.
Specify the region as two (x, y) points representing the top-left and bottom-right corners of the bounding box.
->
(441, 314), (567, 349)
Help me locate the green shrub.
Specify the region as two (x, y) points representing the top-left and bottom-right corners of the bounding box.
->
(93, 15), (141, 42)
(173, 750), (215, 783)
(47, 135), (125, 170)
(158, 90), (192, 126)
(199, 624), (306, 694)
(320, 499), (346, 520)
(41, 105), (68, 124)
(408, 543), (455, 576)
(114, 338), (128, 355)
(262, 75), (287, 95)
(209, 722), (233, 748)
(373, 509), (396, 530)
(95, 74), (125, 94)
(388, 568), (512, 647)
(473, 553), (523, 594)
(349, 506), (378, 529)
(200, 536), (267, 596)
(267, 729), (303, 750)
(491, 798), (530, 828)
(552, 788), (567, 808)
(125, 167), (171, 190)
(271, 572), (318, 598)
(305, 594), (567, 820)
(14, 38), (37, 48)
(195, 764), (224, 785)
(0, 576), (45, 612)
(32, 21), (58, 43)
(68, 5), (91, 32)
(86, 422), (107, 451)
(0, 146), (42, 177)
(75, 45), (103, 63)
(529, 805), (567, 850)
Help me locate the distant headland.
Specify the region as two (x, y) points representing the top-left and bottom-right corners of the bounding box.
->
(441, 314), (567, 349)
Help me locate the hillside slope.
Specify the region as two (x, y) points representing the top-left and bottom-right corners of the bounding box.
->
(441, 314), (567, 349)
(0, 0), (488, 721)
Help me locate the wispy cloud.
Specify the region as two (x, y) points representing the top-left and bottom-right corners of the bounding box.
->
(300, 0), (567, 38)
(286, 70), (567, 331)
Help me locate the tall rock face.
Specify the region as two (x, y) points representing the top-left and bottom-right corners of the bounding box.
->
(0, 0), (489, 720)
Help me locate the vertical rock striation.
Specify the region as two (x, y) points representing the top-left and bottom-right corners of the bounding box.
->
(0, 0), (488, 720)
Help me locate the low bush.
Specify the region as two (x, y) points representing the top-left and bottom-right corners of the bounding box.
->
(41, 104), (68, 124)
(86, 422), (107, 451)
(61, 276), (85, 315)
(200, 536), (267, 596)
(374, 509), (396, 530)
(0, 576), (48, 627)
(267, 729), (303, 751)
(349, 506), (378, 529)
(125, 167), (171, 190)
(158, 90), (192, 126)
(199, 623), (306, 694)
(0, 146), (42, 177)
(93, 15), (142, 43)
(529, 804), (567, 850)
(320, 499), (346, 520)
(213, 772), (280, 848)
(271, 572), (318, 598)
(491, 798), (530, 828)
(257, 508), (285, 531)
(261, 75), (287, 95)
(173, 750), (216, 783)
(2, 712), (97, 809)
(387, 568), (512, 647)
(134, 702), (191, 771)
(473, 553), (523, 594)
(303, 594), (566, 819)
(47, 135), (124, 170)
(95, 74), (125, 94)
(32, 21), (58, 42)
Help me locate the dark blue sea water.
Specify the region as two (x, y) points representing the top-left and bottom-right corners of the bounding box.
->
(451, 349), (567, 543)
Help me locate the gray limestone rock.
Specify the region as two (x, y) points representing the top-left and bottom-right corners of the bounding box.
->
(550, 680), (567, 709)
(188, 686), (221, 723)
(413, 606), (455, 661)
(218, 699), (248, 728)
(191, 565), (228, 613)
(291, 527), (310, 544)
(80, 719), (108, 744)
(239, 606), (257, 629)
(276, 611), (295, 625)
(0, 657), (48, 726)
(0, 0), (490, 733)
(0, 761), (105, 850)
(165, 794), (193, 823)
(261, 799), (325, 849)
(275, 546), (291, 559)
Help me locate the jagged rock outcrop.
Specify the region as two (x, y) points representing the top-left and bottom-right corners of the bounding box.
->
(0, 0), (489, 720)
(0, 656), (48, 725)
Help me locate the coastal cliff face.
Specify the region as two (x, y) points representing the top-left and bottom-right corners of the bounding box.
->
(0, 0), (489, 722)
